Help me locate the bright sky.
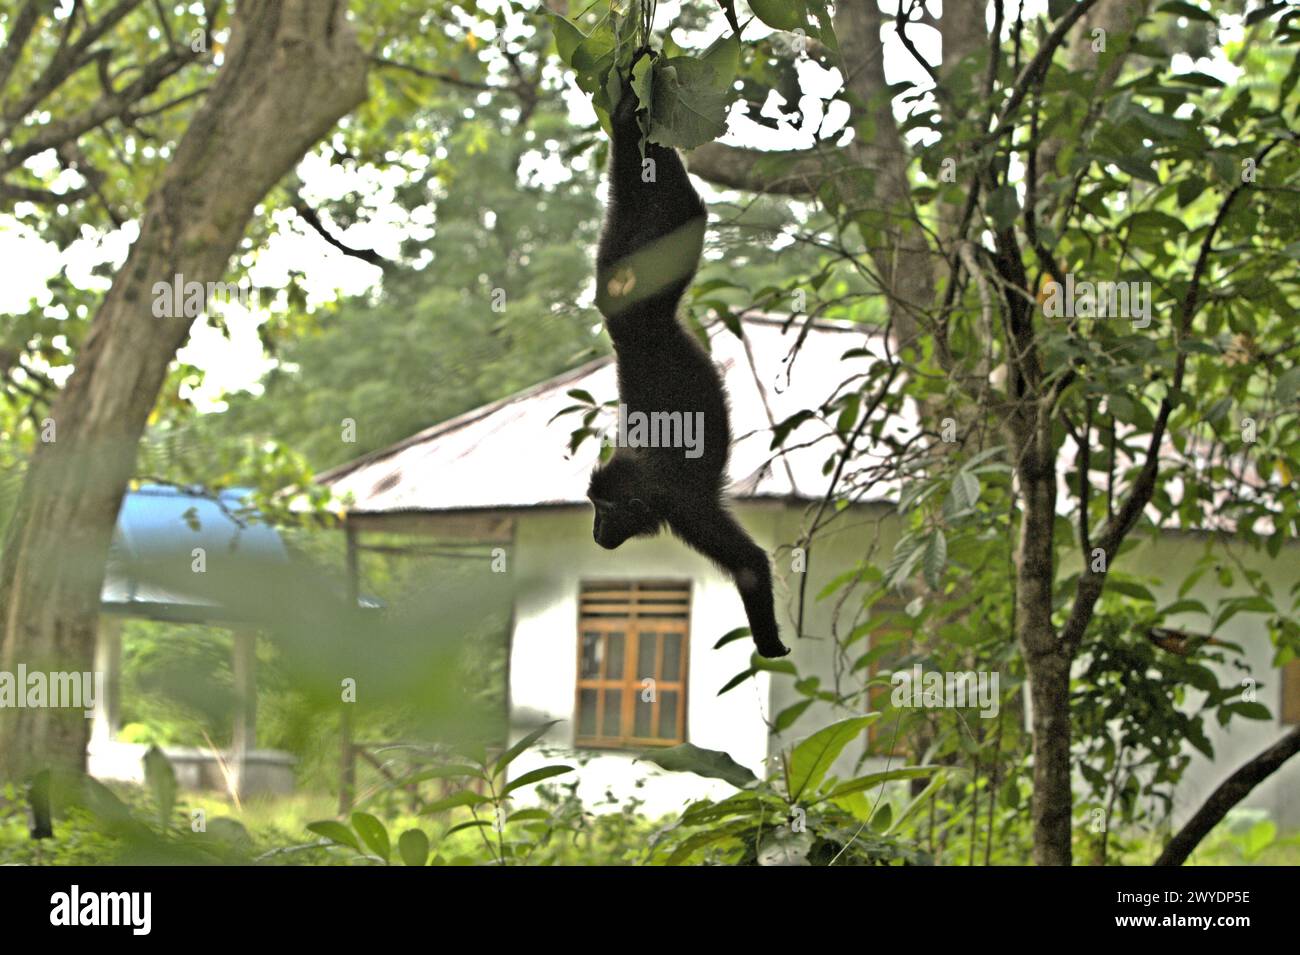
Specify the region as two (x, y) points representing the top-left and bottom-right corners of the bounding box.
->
(0, 0), (1241, 411)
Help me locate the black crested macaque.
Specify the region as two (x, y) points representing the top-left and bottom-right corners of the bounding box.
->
(587, 56), (789, 658)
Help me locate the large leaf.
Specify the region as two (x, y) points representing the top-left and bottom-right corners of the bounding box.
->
(700, 34), (741, 92)
(749, 0), (807, 31)
(351, 811), (390, 862)
(307, 820), (361, 853)
(547, 14), (586, 65)
(648, 58), (729, 150)
(638, 743), (759, 789)
(785, 716), (878, 801)
(572, 29), (619, 96)
(397, 828), (430, 867)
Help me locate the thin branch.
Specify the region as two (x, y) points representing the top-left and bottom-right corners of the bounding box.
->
(370, 55), (494, 92)
(293, 197), (393, 270)
(894, 0), (939, 87)
(983, 0), (1100, 145)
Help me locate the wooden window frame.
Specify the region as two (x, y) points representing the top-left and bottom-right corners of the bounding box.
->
(1282, 659), (1300, 725)
(574, 581), (691, 750)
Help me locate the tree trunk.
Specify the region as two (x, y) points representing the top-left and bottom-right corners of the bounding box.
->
(1023, 648), (1074, 864)
(0, 0), (367, 780)
(1009, 403), (1073, 865)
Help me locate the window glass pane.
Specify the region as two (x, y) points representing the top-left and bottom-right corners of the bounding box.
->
(578, 689), (597, 737)
(606, 631), (625, 680)
(637, 632), (658, 680)
(634, 696), (653, 738)
(658, 690), (679, 739)
(602, 690), (622, 738)
(661, 632), (682, 681)
(580, 632), (602, 679)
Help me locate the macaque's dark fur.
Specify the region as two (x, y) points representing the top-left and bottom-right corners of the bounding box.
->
(587, 59), (789, 658)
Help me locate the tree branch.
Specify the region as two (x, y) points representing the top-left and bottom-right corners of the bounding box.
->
(686, 141), (829, 196)
(293, 197), (392, 269)
(1057, 136), (1291, 655)
(0, 0), (52, 92)
(1154, 724), (1300, 866)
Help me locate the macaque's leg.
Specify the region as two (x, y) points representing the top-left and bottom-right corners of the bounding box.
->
(669, 506), (789, 658)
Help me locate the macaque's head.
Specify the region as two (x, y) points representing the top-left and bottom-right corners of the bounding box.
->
(588, 459), (657, 549)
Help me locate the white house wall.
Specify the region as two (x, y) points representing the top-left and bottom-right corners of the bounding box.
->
(505, 506), (777, 819)
(766, 504), (904, 784)
(504, 502), (1300, 831)
(1129, 532), (1300, 830)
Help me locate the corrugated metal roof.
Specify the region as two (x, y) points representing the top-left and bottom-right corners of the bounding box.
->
(101, 484), (289, 621)
(317, 316), (912, 514)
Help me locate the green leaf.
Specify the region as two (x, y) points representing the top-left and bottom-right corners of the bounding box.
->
(1227, 701), (1273, 721)
(630, 51), (655, 115)
(397, 828), (430, 866)
(786, 716), (877, 801)
(647, 57), (730, 149)
(752, 652), (797, 675)
(1156, 1), (1216, 23)
(547, 14), (586, 66)
(420, 790), (489, 815)
(306, 820), (361, 853)
(351, 811), (390, 862)
(886, 772), (948, 834)
(700, 34), (740, 93)
(571, 29), (618, 97)
(493, 720), (560, 776)
(501, 765), (574, 796)
(713, 626), (752, 649)
(923, 530), (947, 589)
(951, 471), (980, 512)
(749, 0), (807, 31)
(774, 699), (814, 732)
(638, 743), (759, 789)
(1276, 367), (1300, 405)
(822, 765), (940, 800)
(1130, 105), (1190, 140)
(770, 409), (814, 449)
(717, 667), (757, 694)
(1106, 579), (1156, 603)
(884, 534), (926, 589)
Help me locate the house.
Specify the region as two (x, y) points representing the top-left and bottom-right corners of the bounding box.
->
(318, 315), (1300, 828)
